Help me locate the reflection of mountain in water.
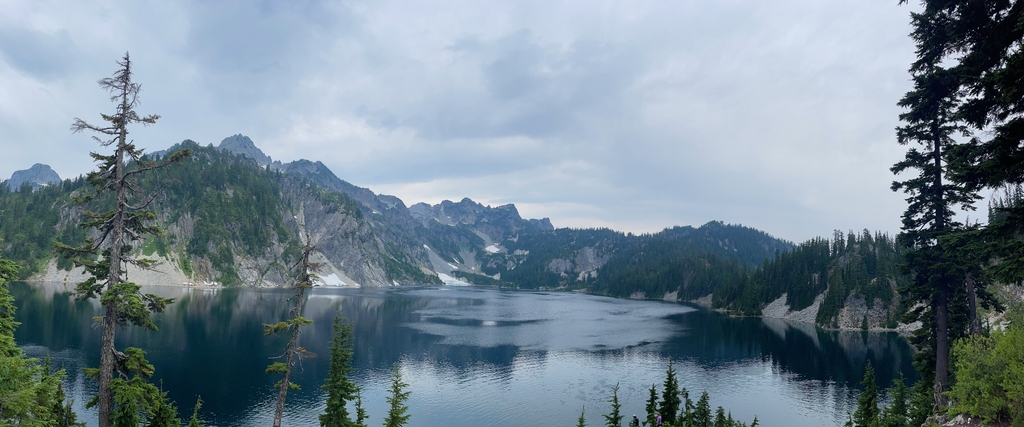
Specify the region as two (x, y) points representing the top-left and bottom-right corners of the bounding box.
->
(11, 283), (917, 427)
(666, 308), (918, 390)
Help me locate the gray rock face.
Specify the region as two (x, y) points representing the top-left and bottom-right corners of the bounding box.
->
(7, 163), (60, 190)
(218, 134), (272, 166)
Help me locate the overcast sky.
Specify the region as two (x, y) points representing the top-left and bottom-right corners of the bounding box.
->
(1, 0), (932, 243)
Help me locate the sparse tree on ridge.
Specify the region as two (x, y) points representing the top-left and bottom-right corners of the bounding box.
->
(265, 238), (319, 427)
(54, 52), (190, 427)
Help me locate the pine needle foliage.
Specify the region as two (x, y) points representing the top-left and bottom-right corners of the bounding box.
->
(54, 52), (190, 427)
(320, 312), (360, 427)
(603, 383), (623, 427)
(853, 362), (879, 427)
(383, 363), (411, 427)
(266, 238), (320, 427)
(0, 257), (73, 426)
(658, 359), (681, 425)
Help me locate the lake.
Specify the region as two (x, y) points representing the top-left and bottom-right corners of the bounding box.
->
(11, 282), (917, 427)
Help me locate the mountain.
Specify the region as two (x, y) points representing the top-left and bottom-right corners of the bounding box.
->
(5, 163), (60, 190)
(218, 134), (273, 166)
(0, 134), (913, 329)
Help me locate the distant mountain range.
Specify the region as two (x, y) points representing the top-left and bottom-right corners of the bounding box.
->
(0, 134), (912, 329)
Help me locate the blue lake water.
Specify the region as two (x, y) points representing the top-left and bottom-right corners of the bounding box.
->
(11, 282), (917, 426)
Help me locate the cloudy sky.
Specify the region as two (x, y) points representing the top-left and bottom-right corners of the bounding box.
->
(0, 0), (932, 243)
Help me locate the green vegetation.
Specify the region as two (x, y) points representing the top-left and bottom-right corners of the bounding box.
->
(142, 141), (295, 286)
(603, 383), (623, 427)
(947, 307), (1024, 426)
(320, 312), (364, 427)
(265, 241), (317, 427)
(0, 178), (89, 278)
(0, 257), (79, 426)
(54, 52), (187, 427)
(383, 363), (411, 427)
(889, 0), (1023, 411)
(717, 231), (907, 321)
(635, 362), (755, 427)
(846, 363), (913, 427)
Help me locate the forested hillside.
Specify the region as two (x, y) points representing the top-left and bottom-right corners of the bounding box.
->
(715, 230), (909, 329)
(1, 134), (913, 330)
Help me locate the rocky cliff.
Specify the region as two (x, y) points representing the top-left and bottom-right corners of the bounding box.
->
(5, 163), (61, 190)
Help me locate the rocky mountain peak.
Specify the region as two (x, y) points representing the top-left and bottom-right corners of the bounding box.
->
(6, 163), (61, 190)
(218, 134), (272, 166)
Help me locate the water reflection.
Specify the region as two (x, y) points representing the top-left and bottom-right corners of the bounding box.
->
(12, 282), (916, 427)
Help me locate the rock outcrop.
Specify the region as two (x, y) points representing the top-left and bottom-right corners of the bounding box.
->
(6, 163), (60, 190)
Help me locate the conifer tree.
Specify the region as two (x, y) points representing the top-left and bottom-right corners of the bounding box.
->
(645, 384), (658, 427)
(693, 391), (712, 427)
(880, 374), (908, 427)
(928, 0), (1024, 285)
(320, 312), (359, 427)
(577, 405), (587, 427)
(853, 362), (879, 427)
(713, 406), (726, 427)
(0, 257), (69, 426)
(892, 29), (979, 405)
(85, 347), (179, 427)
(55, 52), (189, 427)
(383, 363), (411, 427)
(187, 396), (204, 427)
(680, 387), (693, 426)
(47, 355), (85, 427)
(265, 238), (319, 427)
(603, 383), (623, 427)
(353, 389), (368, 427)
(659, 359), (681, 425)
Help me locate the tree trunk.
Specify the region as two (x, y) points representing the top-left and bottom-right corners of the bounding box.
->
(966, 273), (982, 335)
(97, 300), (117, 427)
(930, 121), (950, 409)
(934, 284), (950, 408)
(98, 81), (130, 427)
(272, 283), (308, 427)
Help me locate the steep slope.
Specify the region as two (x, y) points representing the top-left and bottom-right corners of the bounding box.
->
(0, 133), (798, 296)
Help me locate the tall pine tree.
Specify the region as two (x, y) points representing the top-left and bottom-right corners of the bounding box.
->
(658, 359), (681, 425)
(893, 17), (980, 405)
(853, 362), (879, 427)
(603, 383), (623, 427)
(265, 238), (319, 427)
(383, 363), (411, 427)
(320, 312), (359, 427)
(55, 52), (189, 427)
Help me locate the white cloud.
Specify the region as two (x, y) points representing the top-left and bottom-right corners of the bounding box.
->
(0, 0), (922, 243)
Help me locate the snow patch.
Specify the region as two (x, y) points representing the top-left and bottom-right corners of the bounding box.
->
(437, 273), (471, 286)
(484, 244), (501, 253)
(318, 273), (348, 287)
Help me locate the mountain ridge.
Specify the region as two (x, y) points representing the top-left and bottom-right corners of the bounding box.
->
(0, 133), (911, 330)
